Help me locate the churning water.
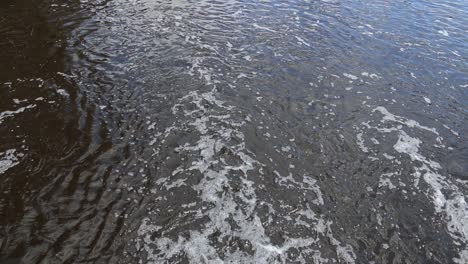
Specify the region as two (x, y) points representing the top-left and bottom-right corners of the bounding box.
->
(0, 0), (467, 263)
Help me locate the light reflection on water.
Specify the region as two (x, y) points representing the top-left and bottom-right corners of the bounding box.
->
(0, 0), (467, 263)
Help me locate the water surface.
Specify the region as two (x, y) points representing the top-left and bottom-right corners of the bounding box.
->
(0, 0), (467, 263)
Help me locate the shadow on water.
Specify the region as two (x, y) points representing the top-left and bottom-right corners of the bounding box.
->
(0, 0), (126, 262)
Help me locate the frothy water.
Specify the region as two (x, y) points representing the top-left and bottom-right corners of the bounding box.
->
(0, 0), (467, 263)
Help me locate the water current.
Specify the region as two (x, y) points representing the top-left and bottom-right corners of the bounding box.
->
(0, 0), (467, 263)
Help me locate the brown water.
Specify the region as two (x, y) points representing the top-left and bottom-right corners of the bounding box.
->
(0, 0), (467, 263)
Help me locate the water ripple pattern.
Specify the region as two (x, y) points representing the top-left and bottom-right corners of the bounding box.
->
(0, 0), (467, 263)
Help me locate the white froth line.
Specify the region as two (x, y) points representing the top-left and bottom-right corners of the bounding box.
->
(253, 23), (276, 33)
(356, 132), (369, 153)
(442, 124), (459, 137)
(373, 106), (439, 135)
(295, 36), (311, 47)
(0, 104), (36, 124)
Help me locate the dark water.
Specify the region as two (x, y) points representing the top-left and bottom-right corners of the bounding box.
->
(1, 0), (467, 263)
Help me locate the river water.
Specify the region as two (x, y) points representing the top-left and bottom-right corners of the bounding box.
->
(0, 0), (467, 263)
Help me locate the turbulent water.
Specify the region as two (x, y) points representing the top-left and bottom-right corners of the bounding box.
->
(1, 0), (467, 263)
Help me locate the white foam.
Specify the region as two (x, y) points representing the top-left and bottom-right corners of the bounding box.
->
(438, 29), (449, 36)
(373, 106), (439, 135)
(378, 173), (397, 190)
(361, 72), (379, 79)
(57, 89), (69, 97)
(356, 132), (369, 152)
(367, 106), (468, 260)
(0, 104), (36, 124)
(295, 36), (311, 47)
(57, 71), (76, 78)
(253, 23), (276, 33)
(133, 11), (357, 261)
(0, 149), (23, 174)
(343, 73), (358, 80)
(137, 75), (354, 264)
(443, 124), (459, 137)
